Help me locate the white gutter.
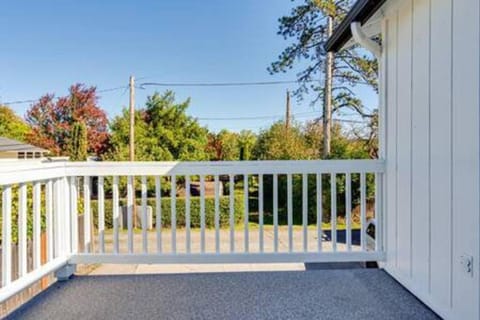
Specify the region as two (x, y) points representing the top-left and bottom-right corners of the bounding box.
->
(350, 21), (382, 58)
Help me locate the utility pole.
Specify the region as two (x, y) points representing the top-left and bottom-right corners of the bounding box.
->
(129, 75), (137, 228)
(323, 15), (333, 159)
(285, 90), (291, 130)
(129, 75), (135, 162)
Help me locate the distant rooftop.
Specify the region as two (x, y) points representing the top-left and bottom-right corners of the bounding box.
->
(0, 137), (48, 153)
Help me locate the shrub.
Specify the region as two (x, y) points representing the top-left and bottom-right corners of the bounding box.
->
(259, 173), (376, 225)
(0, 185), (47, 244)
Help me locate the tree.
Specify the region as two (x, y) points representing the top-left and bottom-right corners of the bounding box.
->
(206, 129), (240, 161)
(254, 121), (310, 160)
(303, 119), (371, 159)
(238, 130), (256, 160)
(205, 130), (257, 161)
(269, 0), (378, 156)
(0, 105), (31, 141)
(205, 130), (240, 161)
(205, 132), (223, 160)
(219, 130), (241, 160)
(68, 122), (88, 161)
(253, 119), (374, 226)
(25, 84), (110, 156)
(107, 91), (208, 161)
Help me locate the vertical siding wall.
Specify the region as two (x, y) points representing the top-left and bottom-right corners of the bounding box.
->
(383, 0), (479, 319)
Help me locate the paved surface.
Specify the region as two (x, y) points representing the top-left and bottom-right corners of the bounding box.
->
(88, 262), (307, 275)
(7, 269), (440, 320)
(89, 228), (360, 275)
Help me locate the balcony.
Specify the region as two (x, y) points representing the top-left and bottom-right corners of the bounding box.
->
(0, 160), (439, 319)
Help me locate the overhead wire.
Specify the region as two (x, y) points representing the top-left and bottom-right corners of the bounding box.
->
(138, 79), (317, 88)
(1, 85), (129, 105)
(1, 79), (370, 125)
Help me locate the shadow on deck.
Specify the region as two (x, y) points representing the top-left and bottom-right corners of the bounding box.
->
(7, 268), (439, 320)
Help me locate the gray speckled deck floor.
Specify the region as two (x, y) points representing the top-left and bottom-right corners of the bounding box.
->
(6, 269), (440, 320)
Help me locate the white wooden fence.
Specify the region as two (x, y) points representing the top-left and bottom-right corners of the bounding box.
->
(0, 159), (385, 302)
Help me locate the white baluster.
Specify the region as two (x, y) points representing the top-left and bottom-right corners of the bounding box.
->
(360, 172), (366, 251)
(155, 176), (162, 253)
(273, 174), (279, 253)
(346, 173), (352, 251)
(287, 174), (293, 252)
(316, 173), (323, 252)
(98, 176), (105, 253)
(302, 174), (308, 252)
(112, 176), (120, 254)
(200, 175), (205, 253)
(141, 176), (148, 254)
(18, 183), (27, 276)
(185, 176), (191, 254)
(229, 174), (235, 253)
(2, 185), (12, 286)
(214, 175), (220, 253)
(258, 174), (264, 253)
(33, 181), (41, 267)
(244, 174), (249, 253)
(331, 173), (337, 252)
(171, 176), (176, 254)
(127, 176), (134, 253)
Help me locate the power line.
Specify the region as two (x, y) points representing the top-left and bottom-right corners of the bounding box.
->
(1, 78), (314, 105)
(139, 80), (316, 88)
(197, 111), (317, 121)
(97, 86), (129, 93)
(1, 99), (38, 105)
(1, 85), (128, 106)
(197, 112), (369, 124)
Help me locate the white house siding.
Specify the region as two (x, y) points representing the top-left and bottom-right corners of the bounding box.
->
(382, 0), (479, 319)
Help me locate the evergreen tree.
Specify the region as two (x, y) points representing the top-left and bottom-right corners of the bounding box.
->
(269, 0), (378, 120)
(68, 122), (88, 161)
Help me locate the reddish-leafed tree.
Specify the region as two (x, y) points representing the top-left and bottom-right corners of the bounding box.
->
(25, 84), (110, 156)
(205, 132), (223, 160)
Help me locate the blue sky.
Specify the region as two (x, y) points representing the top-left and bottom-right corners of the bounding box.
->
(0, 0), (376, 133)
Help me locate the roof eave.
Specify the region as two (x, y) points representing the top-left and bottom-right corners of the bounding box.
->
(324, 0), (387, 52)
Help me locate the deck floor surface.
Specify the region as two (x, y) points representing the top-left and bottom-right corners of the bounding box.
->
(6, 268), (440, 320)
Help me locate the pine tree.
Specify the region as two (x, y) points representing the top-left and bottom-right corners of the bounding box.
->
(269, 0), (378, 157)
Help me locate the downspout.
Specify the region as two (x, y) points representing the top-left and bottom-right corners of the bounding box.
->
(350, 21), (382, 58)
(351, 20), (384, 256)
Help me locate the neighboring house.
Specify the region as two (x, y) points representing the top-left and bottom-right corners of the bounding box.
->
(326, 0), (479, 319)
(0, 137), (48, 159)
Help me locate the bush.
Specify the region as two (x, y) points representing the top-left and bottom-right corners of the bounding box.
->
(259, 173), (376, 225)
(90, 195), (244, 229)
(0, 185), (47, 244)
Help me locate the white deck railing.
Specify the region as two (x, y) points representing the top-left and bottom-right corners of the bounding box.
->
(0, 159), (385, 302)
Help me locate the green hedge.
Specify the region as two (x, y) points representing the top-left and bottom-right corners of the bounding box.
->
(90, 195), (245, 229)
(0, 185), (47, 244)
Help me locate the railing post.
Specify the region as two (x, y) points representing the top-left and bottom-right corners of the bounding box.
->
(70, 177), (79, 255)
(55, 176), (76, 281)
(2, 185), (12, 287)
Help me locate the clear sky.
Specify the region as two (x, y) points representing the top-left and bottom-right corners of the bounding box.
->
(0, 0), (376, 133)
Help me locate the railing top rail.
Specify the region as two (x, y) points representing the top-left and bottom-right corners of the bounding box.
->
(66, 159), (385, 176)
(0, 159), (385, 185)
(0, 161), (68, 185)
